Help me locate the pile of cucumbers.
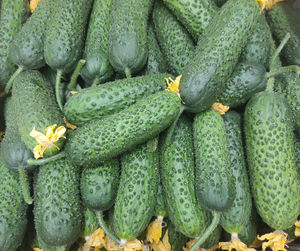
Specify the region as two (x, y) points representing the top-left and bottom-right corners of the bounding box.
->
(0, 0), (299, 250)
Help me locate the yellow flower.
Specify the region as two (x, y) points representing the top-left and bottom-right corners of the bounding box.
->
(257, 0), (285, 11)
(30, 124), (66, 159)
(165, 75), (181, 94)
(30, 0), (40, 12)
(33, 249), (43, 251)
(122, 239), (144, 251)
(212, 102), (230, 115)
(63, 117), (77, 130)
(146, 216), (164, 244)
(70, 91), (78, 95)
(85, 228), (107, 251)
(295, 221), (300, 237)
(219, 235), (256, 251)
(257, 230), (288, 251)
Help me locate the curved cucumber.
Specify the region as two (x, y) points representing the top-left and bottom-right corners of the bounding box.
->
(244, 91), (300, 230)
(64, 73), (170, 125)
(64, 90), (182, 167)
(179, 0), (261, 113)
(160, 115), (207, 238)
(80, 0), (114, 86)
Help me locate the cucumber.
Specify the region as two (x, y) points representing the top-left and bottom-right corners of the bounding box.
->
(80, 0), (114, 86)
(12, 70), (65, 158)
(80, 208), (98, 239)
(152, 1), (195, 76)
(64, 90), (182, 167)
(267, 1), (300, 66)
(108, 0), (153, 77)
(244, 91), (300, 230)
(34, 158), (82, 248)
(220, 110), (252, 234)
(218, 62), (267, 108)
(112, 141), (158, 241)
(296, 138), (300, 170)
(0, 0), (29, 87)
(0, 158), (28, 251)
(64, 73), (170, 125)
(213, 0), (227, 7)
(154, 175), (167, 218)
(162, 0), (217, 41)
(160, 115), (207, 238)
(179, 0), (261, 113)
(165, 219), (188, 251)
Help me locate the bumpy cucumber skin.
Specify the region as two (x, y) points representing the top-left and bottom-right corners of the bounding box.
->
(144, 23), (168, 75)
(296, 139), (300, 171)
(80, 0), (114, 85)
(80, 159), (119, 211)
(80, 208), (98, 239)
(218, 62), (267, 108)
(64, 73), (170, 125)
(160, 115), (207, 238)
(154, 174), (167, 218)
(267, 1), (300, 66)
(12, 70), (65, 156)
(244, 92), (300, 230)
(165, 218), (188, 251)
(10, 0), (52, 70)
(179, 0), (260, 113)
(0, 0), (29, 86)
(112, 143), (158, 240)
(108, 0), (153, 74)
(0, 159), (27, 251)
(44, 0), (93, 73)
(152, 1), (195, 76)
(162, 0), (217, 41)
(193, 109), (235, 211)
(220, 111), (252, 234)
(64, 90), (181, 167)
(240, 14), (272, 68)
(0, 98), (33, 172)
(34, 158), (82, 247)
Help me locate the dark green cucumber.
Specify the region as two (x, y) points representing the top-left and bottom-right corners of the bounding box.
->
(165, 219), (188, 251)
(152, 1), (195, 76)
(34, 158), (82, 248)
(80, 0), (114, 86)
(0, 0), (29, 87)
(267, 1), (300, 66)
(220, 110), (252, 234)
(12, 70), (65, 157)
(160, 115), (207, 238)
(64, 73), (170, 125)
(44, 0), (93, 73)
(162, 0), (217, 41)
(144, 23), (168, 75)
(0, 158), (28, 251)
(112, 141), (158, 241)
(154, 175), (167, 218)
(244, 91), (300, 230)
(179, 0), (261, 113)
(64, 90), (182, 167)
(218, 62), (267, 108)
(108, 0), (153, 76)
(193, 108), (235, 211)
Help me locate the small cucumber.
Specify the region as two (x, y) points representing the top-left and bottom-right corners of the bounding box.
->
(164, 218), (188, 251)
(80, 0), (114, 86)
(160, 115), (207, 238)
(64, 73), (170, 125)
(152, 1), (195, 76)
(179, 0), (261, 113)
(112, 141), (158, 240)
(34, 158), (82, 248)
(108, 0), (153, 76)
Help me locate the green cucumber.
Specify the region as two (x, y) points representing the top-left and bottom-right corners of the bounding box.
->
(165, 219), (188, 251)
(296, 138), (300, 171)
(64, 73), (170, 125)
(80, 208), (98, 239)
(0, 158), (28, 251)
(160, 115), (207, 238)
(112, 140), (158, 241)
(267, 1), (300, 66)
(152, 1), (195, 76)
(80, 0), (114, 86)
(179, 0), (261, 113)
(154, 175), (167, 218)
(12, 70), (65, 157)
(220, 110), (252, 234)
(213, 0), (227, 7)
(244, 91), (300, 230)
(108, 0), (153, 77)
(162, 0), (217, 41)
(0, 0), (29, 87)
(34, 158), (82, 248)
(64, 90), (182, 167)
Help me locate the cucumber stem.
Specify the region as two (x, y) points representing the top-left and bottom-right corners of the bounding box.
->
(27, 151), (65, 166)
(269, 32), (290, 71)
(56, 70), (63, 111)
(68, 59), (86, 89)
(92, 77), (100, 87)
(165, 105), (185, 146)
(189, 211), (221, 251)
(266, 65), (300, 79)
(5, 65), (24, 93)
(95, 210), (121, 245)
(19, 167), (33, 205)
(125, 67), (131, 78)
